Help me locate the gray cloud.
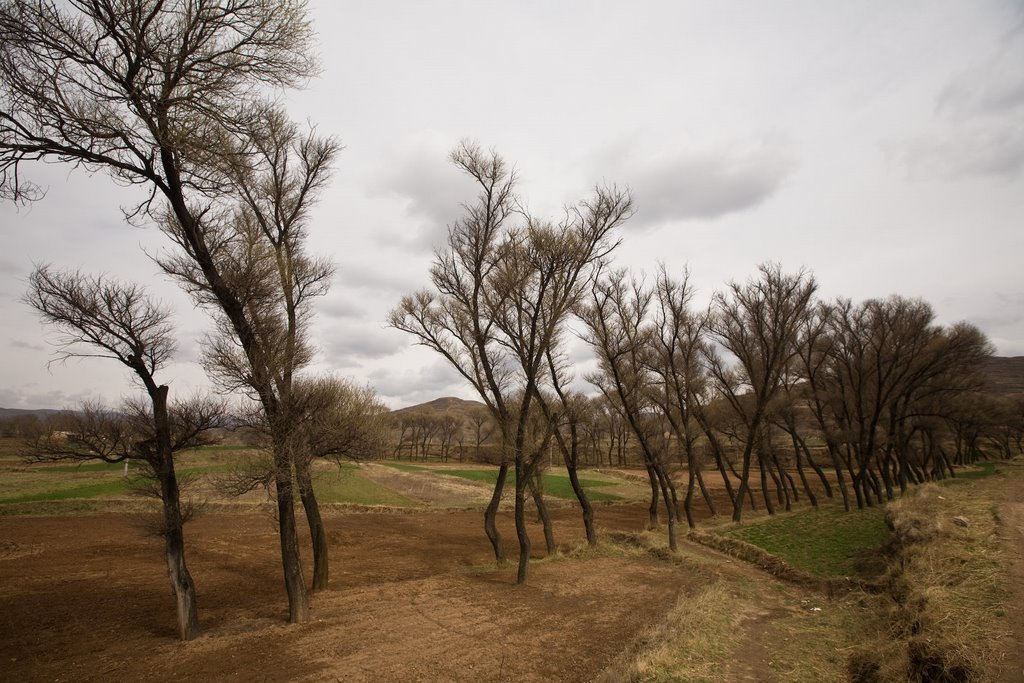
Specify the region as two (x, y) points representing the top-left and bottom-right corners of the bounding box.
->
(322, 323), (407, 363)
(0, 385), (95, 411)
(320, 295), (365, 320)
(894, 123), (1024, 179)
(10, 338), (45, 352)
(334, 260), (423, 295)
(894, 27), (1024, 180)
(593, 139), (796, 229)
(367, 360), (465, 407)
(937, 29), (1024, 121)
(367, 137), (475, 253)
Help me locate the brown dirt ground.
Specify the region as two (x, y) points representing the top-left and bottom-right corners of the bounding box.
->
(0, 504), (706, 682)
(997, 471), (1024, 682)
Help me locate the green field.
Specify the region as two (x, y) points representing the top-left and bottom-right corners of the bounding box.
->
(725, 504), (890, 577)
(383, 463), (621, 501)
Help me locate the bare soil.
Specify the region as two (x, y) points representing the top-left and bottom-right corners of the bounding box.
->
(997, 471), (1024, 682)
(0, 504), (702, 682)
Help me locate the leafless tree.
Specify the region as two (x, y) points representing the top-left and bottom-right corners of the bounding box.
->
(816, 298), (994, 505)
(645, 266), (720, 526)
(467, 407), (495, 462)
(535, 352), (598, 545)
(25, 266), (224, 640)
(579, 269), (681, 550)
(157, 103), (338, 595)
(1, 0), (325, 623)
(390, 141), (632, 582)
(705, 263), (817, 522)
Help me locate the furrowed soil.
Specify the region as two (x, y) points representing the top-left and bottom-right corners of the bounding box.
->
(0, 504), (701, 682)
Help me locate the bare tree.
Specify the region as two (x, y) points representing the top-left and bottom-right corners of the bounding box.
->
(646, 266), (720, 526)
(814, 298), (995, 505)
(158, 104), (339, 593)
(705, 263), (817, 522)
(390, 141), (632, 583)
(579, 269), (681, 550)
(1, 0), (325, 623)
(25, 266), (224, 640)
(467, 406), (495, 462)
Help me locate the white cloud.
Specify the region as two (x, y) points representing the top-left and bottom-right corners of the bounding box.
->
(892, 24), (1024, 180)
(367, 133), (476, 252)
(590, 137), (797, 229)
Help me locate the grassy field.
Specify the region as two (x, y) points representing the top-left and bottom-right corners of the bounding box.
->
(0, 441), (635, 509)
(383, 463), (621, 501)
(313, 463), (416, 506)
(724, 504), (890, 577)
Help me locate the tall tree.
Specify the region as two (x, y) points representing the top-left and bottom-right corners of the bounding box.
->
(1, 0), (328, 622)
(25, 266), (223, 640)
(705, 263), (817, 522)
(390, 141), (632, 583)
(158, 105), (339, 591)
(579, 269), (681, 550)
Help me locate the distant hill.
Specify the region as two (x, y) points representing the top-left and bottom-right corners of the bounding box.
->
(982, 356), (1024, 396)
(0, 408), (72, 421)
(391, 396), (487, 419)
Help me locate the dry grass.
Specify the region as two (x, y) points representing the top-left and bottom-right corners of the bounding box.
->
(855, 481), (1010, 681)
(597, 580), (743, 682)
(593, 468), (1020, 683)
(595, 530), (873, 682)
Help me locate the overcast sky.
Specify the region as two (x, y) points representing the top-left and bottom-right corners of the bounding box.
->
(2, 0), (1023, 410)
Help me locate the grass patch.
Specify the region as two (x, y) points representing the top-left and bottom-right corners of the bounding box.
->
(726, 505), (889, 578)
(44, 461), (125, 473)
(596, 535), (871, 682)
(943, 460), (999, 484)
(0, 478), (131, 504)
(380, 463), (621, 501)
(430, 468), (620, 501)
(382, 462), (431, 473)
(314, 467), (416, 506)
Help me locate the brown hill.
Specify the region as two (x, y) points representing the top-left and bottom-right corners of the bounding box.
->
(983, 356), (1024, 396)
(391, 396), (487, 418)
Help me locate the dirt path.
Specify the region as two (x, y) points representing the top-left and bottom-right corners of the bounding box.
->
(997, 472), (1024, 682)
(0, 504), (699, 682)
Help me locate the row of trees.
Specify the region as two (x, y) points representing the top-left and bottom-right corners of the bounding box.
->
(390, 145), (1014, 579)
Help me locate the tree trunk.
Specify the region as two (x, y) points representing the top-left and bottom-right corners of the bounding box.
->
(644, 462), (660, 529)
(485, 462), (508, 563)
(561, 440), (597, 546)
(274, 457), (310, 623)
(758, 453), (776, 516)
(157, 454), (200, 640)
(295, 458), (329, 591)
(695, 461), (716, 517)
(653, 464), (677, 552)
(514, 461), (531, 584)
(682, 451), (696, 529)
(529, 471), (556, 555)
(792, 431), (818, 508)
(151, 384), (199, 640)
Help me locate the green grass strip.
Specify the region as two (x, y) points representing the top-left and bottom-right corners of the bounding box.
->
(382, 463), (621, 501)
(0, 478), (131, 504)
(725, 505), (889, 578)
(314, 468), (415, 506)
(428, 468), (620, 501)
